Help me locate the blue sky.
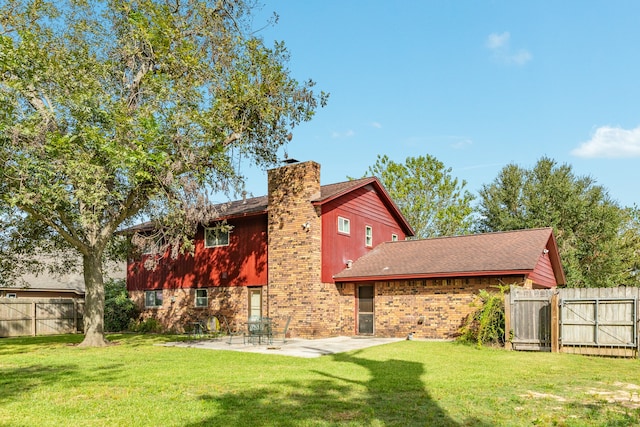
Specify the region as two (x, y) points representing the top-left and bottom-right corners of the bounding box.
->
(233, 1), (639, 209)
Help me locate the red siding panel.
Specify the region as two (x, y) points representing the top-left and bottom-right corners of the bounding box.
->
(528, 249), (557, 288)
(127, 215), (268, 291)
(321, 185), (408, 282)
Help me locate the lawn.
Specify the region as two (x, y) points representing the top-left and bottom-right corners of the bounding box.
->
(0, 334), (638, 426)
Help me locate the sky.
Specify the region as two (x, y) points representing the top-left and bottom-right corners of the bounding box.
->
(230, 1), (640, 209)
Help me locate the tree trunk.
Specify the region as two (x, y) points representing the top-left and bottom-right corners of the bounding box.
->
(78, 251), (110, 347)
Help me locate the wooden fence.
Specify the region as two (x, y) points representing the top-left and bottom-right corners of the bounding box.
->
(506, 286), (639, 357)
(0, 298), (84, 337)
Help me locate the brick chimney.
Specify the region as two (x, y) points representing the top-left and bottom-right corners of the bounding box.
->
(267, 161), (322, 337)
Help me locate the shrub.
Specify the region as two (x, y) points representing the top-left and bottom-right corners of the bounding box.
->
(129, 317), (163, 333)
(104, 279), (139, 332)
(458, 286), (507, 347)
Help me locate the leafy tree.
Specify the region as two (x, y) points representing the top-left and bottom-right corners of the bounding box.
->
(365, 154), (475, 239)
(0, 0), (326, 346)
(477, 157), (639, 287)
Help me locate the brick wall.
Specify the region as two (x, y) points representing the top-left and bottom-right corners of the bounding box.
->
(339, 276), (524, 339)
(267, 161), (341, 338)
(129, 286), (250, 333)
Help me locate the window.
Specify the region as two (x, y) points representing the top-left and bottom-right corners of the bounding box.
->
(6, 293), (16, 298)
(338, 216), (350, 234)
(365, 226), (373, 247)
(145, 290), (163, 308)
(195, 289), (208, 307)
(391, 234), (398, 242)
(205, 227), (229, 248)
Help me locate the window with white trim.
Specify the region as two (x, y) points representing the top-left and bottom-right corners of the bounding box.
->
(391, 234), (398, 242)
(205, 227), (230, 248)
(6, 293), (17, 298)
(365, 226), (373, 247)
(145, 290), (163, 308)
(195, 289), (208, 307)
(338, 216), (350, 234)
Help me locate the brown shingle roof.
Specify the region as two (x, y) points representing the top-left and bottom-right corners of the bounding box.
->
(314, 177), (377, 203)
(334, 228), (557, 281)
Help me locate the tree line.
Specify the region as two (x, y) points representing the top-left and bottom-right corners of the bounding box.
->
(365, 154), (640, 288)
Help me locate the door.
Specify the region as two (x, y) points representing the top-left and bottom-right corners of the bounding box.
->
(357, 285), (374, 335)
(248, 288), (262, 321)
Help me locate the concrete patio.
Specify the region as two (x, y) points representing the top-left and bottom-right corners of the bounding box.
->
(162, 335), (404, 358)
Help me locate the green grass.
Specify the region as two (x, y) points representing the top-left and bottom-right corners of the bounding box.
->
(0, 334), (639, 426)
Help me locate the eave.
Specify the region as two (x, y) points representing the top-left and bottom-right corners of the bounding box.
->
(334, 269), (535, 283)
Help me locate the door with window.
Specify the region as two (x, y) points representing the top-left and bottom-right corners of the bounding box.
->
(248, 287), (262, 321)
(357, 285), (374, 335)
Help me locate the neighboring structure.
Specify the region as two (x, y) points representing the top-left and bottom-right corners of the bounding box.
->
(0, 256), (125, 300)
(127, 160), (566, 339)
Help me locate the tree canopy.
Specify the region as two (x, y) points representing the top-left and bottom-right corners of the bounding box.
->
(477, 157), (639, 287)
(0, 0), (326, 346)
(365, 154), (475, 239)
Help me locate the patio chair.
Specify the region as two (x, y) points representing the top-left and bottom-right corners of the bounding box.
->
(271, 316), (292, 344)
(219, 314), (244, 344)
(202, 316), (221, 339)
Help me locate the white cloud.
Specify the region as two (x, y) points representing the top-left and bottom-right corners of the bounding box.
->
(331, 129), (355, 139)
(572, 125), (640, 158)
(486, 31), (532, 66)
(486, 32), (510, 49)
(371, 121), (382, 129)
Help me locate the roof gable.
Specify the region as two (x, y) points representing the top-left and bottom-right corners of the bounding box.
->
(334, 228), (565, 286)
(313, 177), (414, 236)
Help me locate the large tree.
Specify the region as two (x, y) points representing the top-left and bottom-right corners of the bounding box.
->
(477, 157), (639, 287)
(365, 154), (475, 239)
(0, 0), (326, 346)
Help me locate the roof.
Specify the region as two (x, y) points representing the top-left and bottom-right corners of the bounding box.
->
(125, 176), (414, 236)
(1, 258), (126, 295)
(334, 228), (564, 283)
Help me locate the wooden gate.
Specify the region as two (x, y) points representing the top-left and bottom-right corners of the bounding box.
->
(507, 287), (554, 351)
(506, 286), (640, 357)
(560, 287), (638, 357)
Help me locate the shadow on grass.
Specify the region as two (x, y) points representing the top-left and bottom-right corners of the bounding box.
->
(0, 362), (124, 404)
(0, 334), (84, 355)
(190, 350), (492, 426)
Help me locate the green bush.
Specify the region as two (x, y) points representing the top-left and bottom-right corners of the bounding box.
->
(129, 317), (163, 333)
(104, 279), (139, 332)
(458, 287), (507, 347)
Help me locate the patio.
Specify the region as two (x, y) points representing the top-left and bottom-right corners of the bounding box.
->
(162, 336), (403, 358)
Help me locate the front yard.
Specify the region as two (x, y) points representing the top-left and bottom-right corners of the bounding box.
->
(0, 334), (638, 426)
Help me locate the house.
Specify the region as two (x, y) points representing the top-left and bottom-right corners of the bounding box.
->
(127, 160), (566, 339)
(127, 160), (414, 337)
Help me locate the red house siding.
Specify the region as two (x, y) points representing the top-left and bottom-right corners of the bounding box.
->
(320, 184), (407, 283)
(127, 215), (268, 291)
(528, 250), (557, 288)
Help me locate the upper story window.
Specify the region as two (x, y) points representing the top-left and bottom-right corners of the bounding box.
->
(391, 234), (398, 242)
(338, 216), (350, 235)
(195, 289), (208, 307)
(205, 224), (230, 248)
(145, 290), (163, 308)
(365, 226), (373, 247)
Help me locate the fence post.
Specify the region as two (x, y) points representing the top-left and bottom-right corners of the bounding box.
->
(504, 292), (511, 350)
(550, 292), (559, 353)
(30, 302), (37, 336)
